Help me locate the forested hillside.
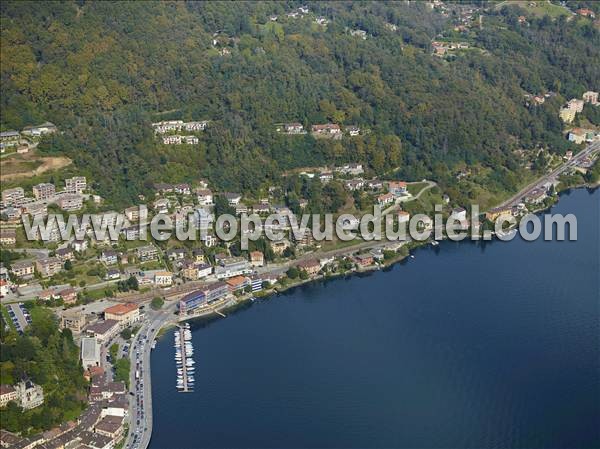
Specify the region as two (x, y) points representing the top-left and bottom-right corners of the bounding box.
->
(1, 1), (599, 207)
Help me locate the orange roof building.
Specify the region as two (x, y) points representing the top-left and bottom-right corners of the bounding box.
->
(104, 303), (140, 327)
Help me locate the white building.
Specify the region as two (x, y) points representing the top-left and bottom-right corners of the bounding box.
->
(65, 176), (87, 194)
(81, 337), (102, 369)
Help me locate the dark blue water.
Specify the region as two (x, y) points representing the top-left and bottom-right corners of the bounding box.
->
(149, 188), (600, 449)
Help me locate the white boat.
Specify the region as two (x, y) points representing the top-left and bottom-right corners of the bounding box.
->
(431, 241), (439, 246)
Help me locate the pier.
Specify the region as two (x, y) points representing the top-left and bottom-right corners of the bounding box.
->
(175, 325), (194, 393)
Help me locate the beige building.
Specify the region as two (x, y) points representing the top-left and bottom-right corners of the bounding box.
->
(10, 260), (35, 278)
(104, 303), (140, 328)
(582, 91), (598, 105)
(32, 182), (56, 200)
(65, 176), (87, 194)
(559, 107), (576, 123)
(60, 310), (90, 333)
(15, 380), (44, 410)
(0, 385), (18, 407)
(35, 257), (63, 277)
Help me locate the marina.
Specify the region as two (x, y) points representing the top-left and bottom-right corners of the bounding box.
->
(174, 323), (194, 393)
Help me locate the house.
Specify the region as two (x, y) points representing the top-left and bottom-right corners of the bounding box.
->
(154, 183), (173, 193)
(450, 207), (467, 222)
(397, 210), (410, 224)
(58, 287), (77, 304)
(124, 206), (147, 222)
(252, 203), (270, 214)
(174, 183), (191, 195)
(279, 122), (305, 134)
(1, 187), (24, 205)
(576, 8), (596, 18)
(336, 163), (364, 176)
(1, 206), (21, 220)
(388, 181), (407, 196)
(21, 122), (57, 136)
(104, 268), (121, 280)
(73, 239), (89, 253)
(355, 253), (374, 267)
(166, 248), (186, 261)
(77, 430), (113, 449)
(0, 229), (16, 246)
(350, 29), (367, 39)
(191, 248), (205, 263)
(319, 172), (333, 183)
(568, 128), (590, 144)
(151, 120), (184, 133)
(183, 120), (209, 132)
(525, 187), (547, 204)
(377, 193), (394, 206)
(35, 257), (62, 277)
(153, 198), (170, 214)
(485, 207), (513, 222)
(271, 239), (291, 255)
(94, 415), (125, 441)
(582, 91), (598, 105)
(235, 203), (248, 215)
(136, 245), (158, 262)
(224, 192), (242, 206)
(559, 107), (576, 123)
(225, 275), (250, 292)
(65, 176), (87, 194)
(346, 125), (361, 136)
(10, 260), (34, 278)
(104, 303), (140, 328)
(0, 280), (9, 298)
(297, 259), (320, 276)
(311, 124), (342, 139)
(344, 179), (364, 191)
(196, 189), (213, 206)
(55, 246), (75, 261)
(0, 385), (19, 407)
(565, 150), (573, 160)
(85, 319), (120, 343)
(154, 271), (173, 287)
(197, 263), (213, 279)
(100, 250), (118, 265)
(0, 130), (20, 143)
(57, 193), (83, 211)
(367, 179), (383, 190)
(32, 182), (56, 200)
(567, 98), (585, 113)
(249, 251), (264, 267)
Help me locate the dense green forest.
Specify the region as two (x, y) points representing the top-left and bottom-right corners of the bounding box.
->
(1, 1), (599, 208)
(0, 306), (87, 434)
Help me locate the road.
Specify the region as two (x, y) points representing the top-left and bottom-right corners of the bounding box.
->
(495, 140), (600, 210)
(125, 303), (178, 449)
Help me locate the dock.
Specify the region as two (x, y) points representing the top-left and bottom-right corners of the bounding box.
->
(174, 325), (194, 393)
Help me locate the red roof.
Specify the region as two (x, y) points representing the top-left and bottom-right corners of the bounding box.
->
(104, 303), (138, 316)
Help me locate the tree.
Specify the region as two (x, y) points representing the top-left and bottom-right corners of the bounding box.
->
(286, 267), (299, 279)
(64, 260), (73, 271)
(299, 270), (309, 280)
(151, 297), (164, 310)
(120, 328), (132, 340)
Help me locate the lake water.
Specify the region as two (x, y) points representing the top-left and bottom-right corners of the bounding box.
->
(149, 188), (599, 449)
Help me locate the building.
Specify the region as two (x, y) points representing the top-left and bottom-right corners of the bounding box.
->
(85, 320), (120, 344)
(568, 128), (590, 144)
(21, 122), (57, 136)
(225, 275), (250, 292)
(178, 282), (230, 314)
(249, 251), (264, 267)
(10, 260), (34, 278)
(280, 122), (305, 134)
(377, 193), (394, 206)
(567, 98), (585, 113)
(100, 250), (118, 265)
(94, 415), (124, 441)
(311, 124), (342, 139)
(174, 183), (191, 195)
(65, 176), (87, 194)
(183, 120), (209, 132)
(0, 385), (19, 407)
(124, 206), (147, 222)
(214, 257), (252, 279)
(397, 210), (410, 224)
(582, 91), (598, 105)
(297, 259), (320, 276)
(166, 248), (186, 261)
(154, 271), (173, 287)
(60, 310), (90, 334)
(0, 229), (16, 246)
(57, 193), (83, 212)
(346, 125), (361, 136)
(0, 130), (20, 143)
(77, 430), (113, 449)
(73, 239), (89, 253)
(576, 8), (596, 18)
(35, 257), (62, 277)
(224, 192), (242, 206)
(450, 207), (467, 222)
(15, 379), (44, 409)
(388, 181), (407, 196)
(355, 253), (374, 267)
(559, 107), (576, 123)
(525, 188), (547, 204)
(32, 183), (56, 200)
(196, 189), (213, 206)
(58, 287), (78, 304)
(81, 337), (102, 369)
(485, 206), (513, 222)
(55, 246), (75, 261)
(1, 187), (24, 205)
(104, 303), (140, 328)
(136, 245), (158, 262)
(197, 263), (213, 279)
